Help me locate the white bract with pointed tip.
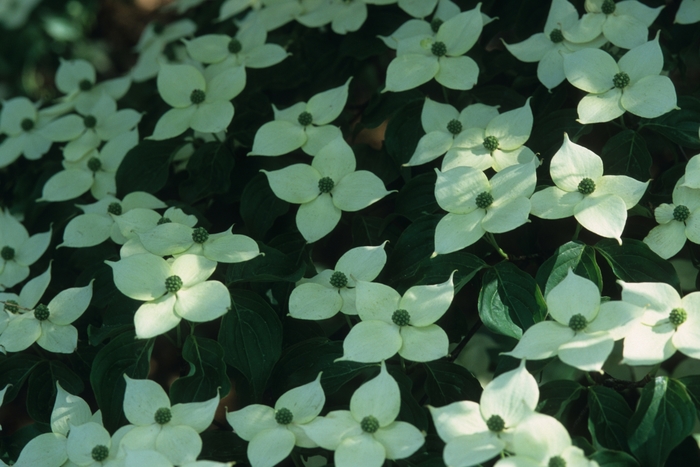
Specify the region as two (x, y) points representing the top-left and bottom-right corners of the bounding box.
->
(66, 421), (130, 467)
(683, 154), (700, 190)
(675, 0), (700, 24)
(0, 97), (55, 167)
(150, 63), (245, 140)
(504, 270), (641, 371)
(530, 134), (648, 243)
(227, 373), (325, 467)
(429, 360), (539, 467)
(262, 138), (391, 242)
(289, 243), (387, 320)
(385, 5), (483, 92)
(302, 362), (424, 467)
(106, 253), (231, 338)
(563, 36), (677, 124)
(620, 282), (700, 365)
(119, 376), (219, 465)
(114, 207), (198, 256)
(131, 20), (197, 82)
(434, 160), (537, 255)
(249, 78), (351, 156)
(0, 209), (52, 290)
(54, 59), (132, 114)
(339, 274), (455, 362)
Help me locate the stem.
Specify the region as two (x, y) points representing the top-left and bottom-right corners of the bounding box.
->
(177, 321), (182, 348)
(485, 233), (508, 259)
(344, 314), (354, 329)
(212, 132), (222, 143)
(400, 356), (406, 372)
(617, 115), (627, 129)
(584, 372), (596, 385)
(290, 450), (303, 467)
(572, 223), (582, 241)
(441, 85), (450, 104)
(449, 322), (482, 362)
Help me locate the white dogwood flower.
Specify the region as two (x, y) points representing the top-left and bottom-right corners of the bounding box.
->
(378, 0), (461, 49)
(0, 209), (51, 290)
(66, 422), (130, 467)
(54, 58), (131, 114)
(0, 97), (55, 167)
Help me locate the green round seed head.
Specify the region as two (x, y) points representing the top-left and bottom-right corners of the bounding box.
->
(154, 407), (172, 424)
(329, 271), (348, 288)
(107, 202), (122, 216)
(228, 38), (242, 54)
(21, 118), (34, 131)
(34, 304), (50, 321)
(392, 309), (410, 326)
(578, 177), (596, 195)
(1, 246), (15, 260)
(568, 313), (588, 331)
(360, 415), (380, 433)
(190, 89), (206, 105)
(430, 18), (443, 33)
(673, 205), (690, 222)
(275, 407), (294, 425)
(612, 72), (630, 89)
(83, 115), (97, 128)
(549, 29), (564, 43)
(446, 119), (463, 135)
(669, 307), (687, 327)
(165, 275), (183, 293)
(483, 135), (499, 152)
(192, 227), (209, 244)
(91, 445), (109, 462)
(318, 177), (335, 193)
(601, 0), (616, 14)
(431, 41), (447, 57)
(4, 300), (19, 314)
(548, 456), (566, 467)
(157, 217), (172, 225)
(297, 111), (313, 126)
(476, 192), (494, 209)
(79, 79), (93, 91)
(486, 414), (505, 432)
(87, 157), (102, 172)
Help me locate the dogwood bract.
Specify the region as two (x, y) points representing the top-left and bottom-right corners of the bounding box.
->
(0, 208), (51, 290)
(106, 253), (231, 338)
(262, 137), (390, 242)
(227, 373), (325, 467)
(0, 96), (54, 167)
(529, 134), (648, 243)
(570, 0), (662, 49)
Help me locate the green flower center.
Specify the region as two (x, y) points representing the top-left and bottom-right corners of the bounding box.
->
(21, 118), (34, 131)
(669, 307), (687, 327)
(4, 300), (19, 314)
(1, 246), (15, 260)
(601, 0), (616, 14)
(91, 445), (109, 462)
(318, 177), (335, 193)
(83, 115), (97, 129)
(673, 205), (690, 222)
(329, 271), (348, 288)
(275, 407), (293, 425)
(476, 192), (494, 209)
(612, 72), (630, 89)
(430, 18), (443, 33)
(392, 309), (410, 326)
(157, 217), (172, 225)
(483, 135), (499, 152)
(107, 202), (122, 216)
(297, 111), (313, 126)
(568, 313), (588, 331)
(34, 304), (50, 321)
(549, 28), (564, 43)
(360, 415), (380, 433)
(79, 79), (93, 91)
(192, 226), (209, 244)
(446, 119), (463, 135)
(87, 157), (102, 172)
(228, 38), (242, 54)
(486, 414), (505, 432)
(165, 275), (183, 293)
(190, 89), (206, 105)
(431, 41), (447, 57)
(154, 407), (172, 424)
(578, 178), (596, 195)
(153, 22), (165, 34)
(549, 456), (566, 467)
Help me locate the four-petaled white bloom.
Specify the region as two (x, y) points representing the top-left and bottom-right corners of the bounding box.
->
(227, 373), (325, 467)
(429, 359), (539, 467)
(0, 209), (52, 290)
(54, 58), (132, 114)
(339, 273), (455, 362)
(289, 243), (387, 319)
(563, 35), (677, 124)
(378, 0), (461, 49)
(0, 97), (54, 167)
(530, 133), (648, 243)
(262, 137), (391, 242)
(434, 159), (538, 255)
(302, 362), (424, 467)
(504, 269), (641, 371)
(66, 421), (130, 467)
(249, 78), (351, 156)
(106, 253), (231, 338)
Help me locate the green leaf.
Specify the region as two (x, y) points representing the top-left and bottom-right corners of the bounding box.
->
(390, 367), (429, 431)
(115, 140), (182, 196)
(413, 251), (487, 294)
(0, 354), (42, 403)
(90, 332), (154, 432)
(627, 377), (696, 467)
(218, 290), (283, 400)
(225, 243), (305, 284)
(239, 173), (289, 239)
(601, 130), (652, 181)
(529, 108), (588, 159)
(587, 386), (633, 452)
(395, 172), (439, 221)
(199, 431), (248, 463)
(384, 100), (424, 165)
(26, 361), (84, 423)
(478, 262), (547, 339)
(536, 241), (602, 296)
(178, 142), (235, 203)
(271, 338), (343, 395)
(644, 97), (700, 149)
(360, 89), (424, 129)
(595, 238), (680, 291)
(590, 450), (640, 467)
(678, 375), (700, 415)
(321, 360), (378, 395)
(386, 215), (440, 291)
(170, 335), (231, 404)
(423, 361), (483, 406)
(537, 379), (584, 418)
